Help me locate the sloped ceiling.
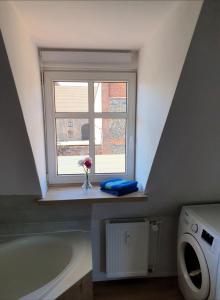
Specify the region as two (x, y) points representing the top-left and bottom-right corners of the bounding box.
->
(0, 31), (41, 196)
(12, 0), (176, 49)
(146, 0), (220, 214)
(135, 0), (203, 189)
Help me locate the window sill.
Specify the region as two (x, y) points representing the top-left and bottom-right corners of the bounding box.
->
(38, 185), (148, 204)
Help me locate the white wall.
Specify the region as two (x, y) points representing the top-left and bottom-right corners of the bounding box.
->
(136, 0), (203, 189)
(0, 2), (47, 196)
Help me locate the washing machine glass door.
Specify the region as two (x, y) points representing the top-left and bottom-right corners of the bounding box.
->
(178, 233), (210, 300)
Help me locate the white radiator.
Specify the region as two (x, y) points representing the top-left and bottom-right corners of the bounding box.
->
(106, 218), (149, 279)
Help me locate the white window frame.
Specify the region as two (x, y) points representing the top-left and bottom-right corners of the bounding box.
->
(44, 71), (136, 184)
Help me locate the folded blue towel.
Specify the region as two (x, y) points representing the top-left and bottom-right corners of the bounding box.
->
(101, 186), (138, 196)
(100, 178), (137, 191)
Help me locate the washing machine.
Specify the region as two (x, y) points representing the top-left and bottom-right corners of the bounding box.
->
(178, 204), (220, 300)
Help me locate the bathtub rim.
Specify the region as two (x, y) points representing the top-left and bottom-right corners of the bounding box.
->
(0, 230), (92, 300)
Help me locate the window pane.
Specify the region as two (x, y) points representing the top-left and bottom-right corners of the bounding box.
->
(94, 82), (127, 112)
(54, 82), (88, 112)
(95, 118), (126, 173)
(56, 119), (89, 174)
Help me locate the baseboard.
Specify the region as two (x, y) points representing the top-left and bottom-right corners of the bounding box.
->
(92, 270), (177, 282)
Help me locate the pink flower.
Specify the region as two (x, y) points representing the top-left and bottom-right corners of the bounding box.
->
(78, 156), (92, 171)
(84, 157), (92, 169)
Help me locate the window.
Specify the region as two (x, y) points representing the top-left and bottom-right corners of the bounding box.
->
(44, 71), (136, 184)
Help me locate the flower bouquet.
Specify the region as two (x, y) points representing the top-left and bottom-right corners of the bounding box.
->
(78, 156), (93, 190)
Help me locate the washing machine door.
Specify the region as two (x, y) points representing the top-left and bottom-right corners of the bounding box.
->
(178, 233), (210, 300)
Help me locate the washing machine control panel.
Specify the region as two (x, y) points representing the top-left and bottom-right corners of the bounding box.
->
(201, 229), (214, 246)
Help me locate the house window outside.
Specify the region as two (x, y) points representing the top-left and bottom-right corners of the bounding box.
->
(44, 71), (136, 184)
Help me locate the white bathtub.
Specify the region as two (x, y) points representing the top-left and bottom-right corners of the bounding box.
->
(0, 231), (92, 300)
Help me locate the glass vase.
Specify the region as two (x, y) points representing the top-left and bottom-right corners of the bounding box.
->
(82, 172), (92, 190)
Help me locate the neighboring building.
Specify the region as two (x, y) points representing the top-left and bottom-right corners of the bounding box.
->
(56, 82), (127, 157)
